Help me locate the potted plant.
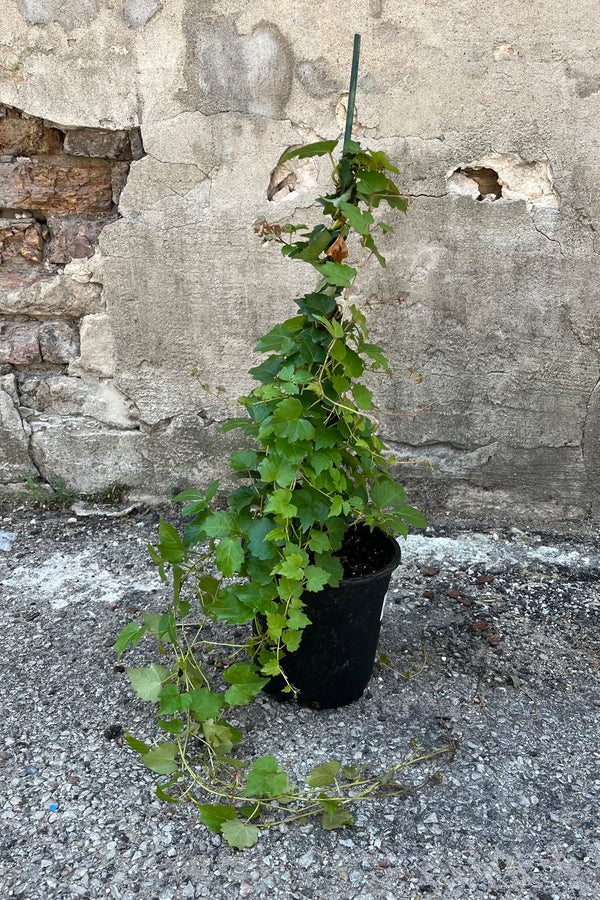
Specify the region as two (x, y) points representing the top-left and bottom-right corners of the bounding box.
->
(116, 37), (443, 848)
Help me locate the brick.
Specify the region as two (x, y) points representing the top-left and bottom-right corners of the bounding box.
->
(0, 110), (63, 156)
(38, 321), (80, 364)
(63, 128), (132, 160)
(0, 220), (48, 267)
(0, 321), (40, 365)
(0, 272), (47, 292)
(46, 218), (109, 265)
(0, 160), (114, 214)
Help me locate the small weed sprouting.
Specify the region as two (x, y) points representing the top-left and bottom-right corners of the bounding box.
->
(19, 474), (78, 507)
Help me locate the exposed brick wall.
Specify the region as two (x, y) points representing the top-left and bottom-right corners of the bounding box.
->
(0, 105), (142, 381)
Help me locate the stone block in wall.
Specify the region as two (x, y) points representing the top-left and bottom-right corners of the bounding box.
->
(38, 321), (80, 364)
(0, 111), (63, 156)
(18, 374), (139, 429)
(0, 160), (113, 214)
(63, 128), (132, 160)
(0, 219), (48, 266)
(0, 275), (103, 318)
(0, 374), (33, 483)
(0, 321), (40, 365)
(46, 218), (110, 265)
(69, 313), (115, 376)
(29, 418), (149, 494)
(28, 413), (228, 496)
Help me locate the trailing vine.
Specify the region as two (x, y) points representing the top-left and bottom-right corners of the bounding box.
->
(115, 137), (451, 848)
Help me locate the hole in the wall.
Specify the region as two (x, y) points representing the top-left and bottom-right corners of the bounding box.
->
(452, 166), (503, 201)
(446, 154), (560, 211)
(0, 105), (144, 377)
(0, 105), (144, 284)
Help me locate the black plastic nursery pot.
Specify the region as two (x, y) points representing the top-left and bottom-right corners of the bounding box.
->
(263, 526), (401, 709)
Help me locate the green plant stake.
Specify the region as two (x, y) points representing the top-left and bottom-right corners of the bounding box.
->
(116, 42), (452, 847)
(340, 32), (361, 192)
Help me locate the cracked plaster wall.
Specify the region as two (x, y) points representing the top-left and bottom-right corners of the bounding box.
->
(0, 0), (599, 524)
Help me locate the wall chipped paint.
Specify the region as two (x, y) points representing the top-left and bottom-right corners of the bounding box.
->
(0, 0), (598, 525)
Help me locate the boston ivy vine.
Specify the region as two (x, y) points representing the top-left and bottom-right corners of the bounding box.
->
(116, 138), (451, 848)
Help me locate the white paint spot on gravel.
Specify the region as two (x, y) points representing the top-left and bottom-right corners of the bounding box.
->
(0, 548), (162, 609)
(401, 532), (599, 573)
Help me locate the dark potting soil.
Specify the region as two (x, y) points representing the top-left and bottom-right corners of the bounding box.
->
(335, 526), (397, 579)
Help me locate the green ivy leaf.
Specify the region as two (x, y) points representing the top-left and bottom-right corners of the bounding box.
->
(224, 663), (268, 706)
(155, 783), (180, 803)
(286, 606), (311, 630)
(278, 139), (338, 163)
(275, 552), (305, 580)
(360, 342), (390, 370)
(188, 687), (223, 721)
(158, 683), (186, 715)
(254, 325), (296, 355)
(219, 416), (253, 433)
(202, 721), (242, 753)
(307, 530), (331, 553)
(203, 510), (238, 538)
(127, 664), (170, 703)
(114, 622), (144, 657)
(156, 718), (185, 734)
(221, 818), (260, 849)
(143, 742), (178, 775)
(338, 201), (374, 235)
(124, 733), (150, 754)
(352, 384), (373, 410)
(198, 803), (237, 834)
(321, 797), (354, 830)
(317, 261), (356, 287)
(229, 450), (259, 471)
(265, 488), (298, 519)
(364, 232), (386, 267)
(258, 455), (297, 488)
(259, 657), (281, 677)
(215, 536), (245, 577)
(244, 755), (290, 798)
(357, 170), (388, 193)
(172, 487), (204, 503)
(304, 565), (331, 592)
(272, 397), (303, 422)
(371, 479), (406, 509)
(282, 629), (303, 651)
(231, 581), (278, 615)
(289, 226), (333, 262)
(394, 504), (428, 529)
(157, 518), (185, 564)
(228, 485), (257, 513)
(211, 588), (252, 624)
(241, 516), (279, 561)
(307, 760), (341, 788)
(293, 486), (330, 530)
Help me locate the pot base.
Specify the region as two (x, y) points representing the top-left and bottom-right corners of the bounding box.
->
(262, 526), (401, 709)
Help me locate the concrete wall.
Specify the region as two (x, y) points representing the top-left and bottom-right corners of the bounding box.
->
(0, 0), (598, 525)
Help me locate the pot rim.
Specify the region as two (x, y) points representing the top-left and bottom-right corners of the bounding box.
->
(337, 526), (401, 585)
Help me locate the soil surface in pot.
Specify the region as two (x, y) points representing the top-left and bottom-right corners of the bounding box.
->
(335, 525), (396, 578)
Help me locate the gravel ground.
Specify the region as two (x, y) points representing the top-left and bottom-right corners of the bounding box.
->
(1, 503), (599, 900)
